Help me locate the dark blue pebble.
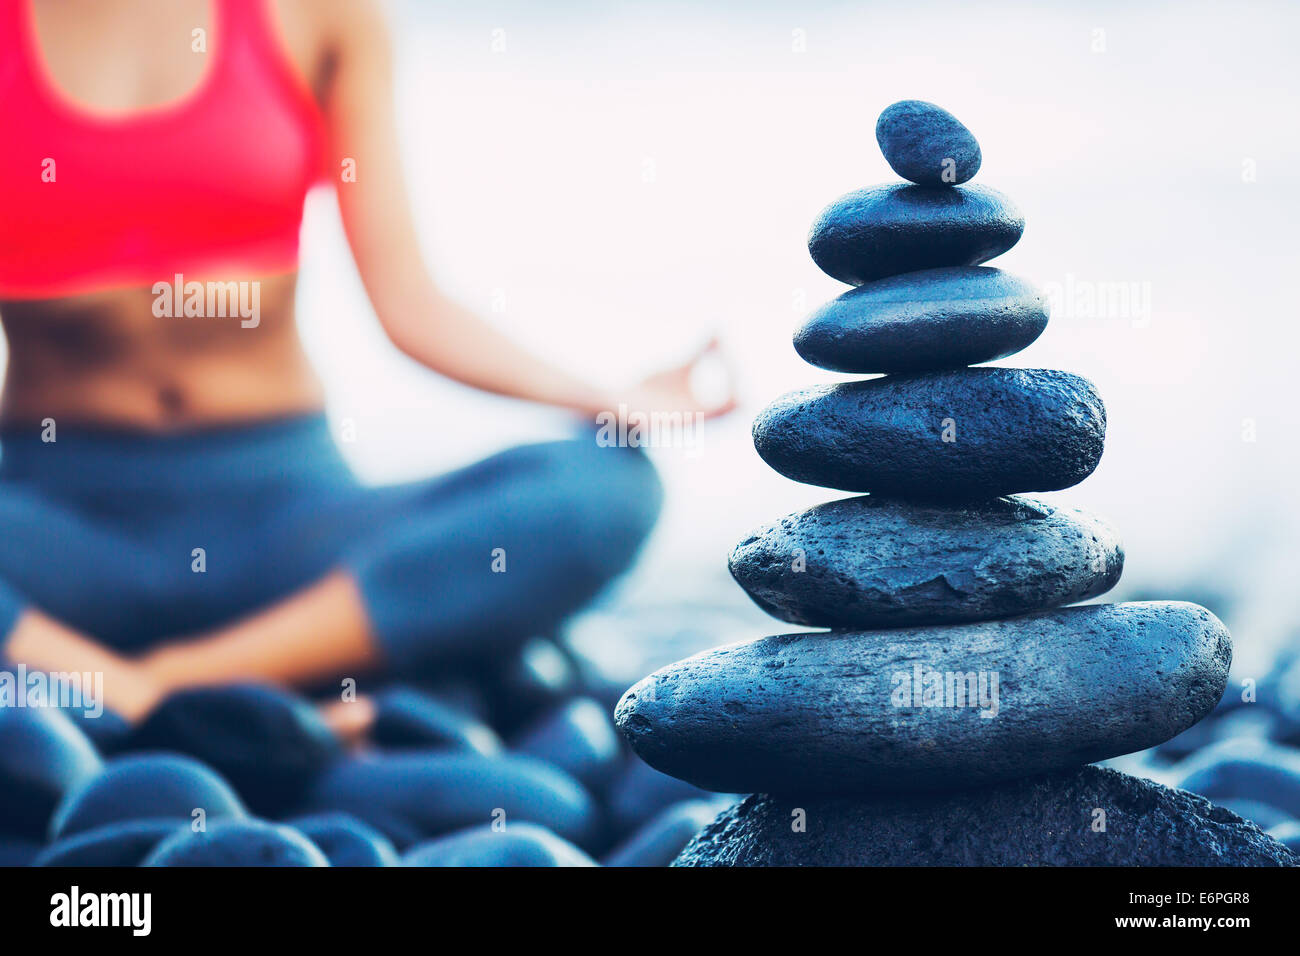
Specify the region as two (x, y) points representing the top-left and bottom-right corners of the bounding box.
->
(33, 819), (185, 867)
(371, 686), (502, 756)
(0, 839), (42, 867)
(480, 636), (585, 734)
(509, 697), (623, 794)
(410, 679), (493, 723)
(403, 823), (596, 867)
(1153, 705), (1279, 764)
(0, 706), (102, 839)
(143, 820), (329, 867)
(604, 757), (717, 838)
(1171, 740), (1300, 818)
(130, 684), (342, 816)
(752, 368), (1106, 499)
(1261, 654), (1300, 747)
(794, 267), (1047, 373)
(49, 753), (246, 841)
(60, 705), (133, 756)
(306, 752), (599, 849)
(285, 813), (399, 867)
(808, 184), (1023, 286)
(875, 100), (982, 186)
(602, 800), (723, 867)
(342, 810), (426, 851)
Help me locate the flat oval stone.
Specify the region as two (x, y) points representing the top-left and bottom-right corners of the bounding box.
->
(673, 767), (1297, 866)
(794, 267), (1048, 373)
(615, 602), (1230, 793)
(752, 367), (1106, 498)
(808, 184), (1024, 286)
(729, 495), (1123, 628)
(876, 100), (982, 186)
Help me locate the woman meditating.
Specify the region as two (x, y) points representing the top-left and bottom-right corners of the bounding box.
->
(0, 0), (733, 729)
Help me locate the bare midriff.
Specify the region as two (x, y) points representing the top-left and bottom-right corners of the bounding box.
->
(0, 272), (325, 430)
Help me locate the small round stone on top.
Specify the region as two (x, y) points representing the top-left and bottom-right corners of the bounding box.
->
(876, 100), (982, 186)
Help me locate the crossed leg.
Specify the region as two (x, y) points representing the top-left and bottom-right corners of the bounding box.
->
(3, 439), (662, 724)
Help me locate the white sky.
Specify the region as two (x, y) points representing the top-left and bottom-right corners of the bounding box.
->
(295, 1), (1300, 674)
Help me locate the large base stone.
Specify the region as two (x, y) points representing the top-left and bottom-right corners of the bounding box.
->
(674, 766), (1298, 866)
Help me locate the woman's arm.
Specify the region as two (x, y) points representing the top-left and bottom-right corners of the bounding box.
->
(321, 1), (734, 419)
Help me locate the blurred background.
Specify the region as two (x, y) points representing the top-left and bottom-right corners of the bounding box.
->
(287, 0), (1300, 688)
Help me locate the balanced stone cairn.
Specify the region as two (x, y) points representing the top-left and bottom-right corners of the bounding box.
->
(615, 101), (1297, 866)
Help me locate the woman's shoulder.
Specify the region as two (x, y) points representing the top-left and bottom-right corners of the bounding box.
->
(277, 0), (388, 47)
(272, 0), (390, 102)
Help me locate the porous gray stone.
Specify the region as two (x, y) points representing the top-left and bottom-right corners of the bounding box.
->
(673, 766), (1298, 866)
(616, 602), (1230, 793)
(752, 368), (1106, 499)
(808, 184), (1023, 286)
(729, 495), (1123, 628)
(875, 100), (982, 186)
(794, 266), (1047, 373)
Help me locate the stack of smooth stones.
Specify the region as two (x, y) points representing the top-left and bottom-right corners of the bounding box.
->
(615, 101), (1298, 866)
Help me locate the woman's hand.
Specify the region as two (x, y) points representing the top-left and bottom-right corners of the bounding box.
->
(326, 7), (738, 420)
(620, 338), (738, 420)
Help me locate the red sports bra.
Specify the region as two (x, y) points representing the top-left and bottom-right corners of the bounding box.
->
(0, 0), (327, 299)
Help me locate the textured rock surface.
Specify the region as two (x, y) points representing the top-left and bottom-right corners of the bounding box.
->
(729, 495), (1122, 628)
(807, 184), (1023, 285)
(1211, 798), (1294, 831)
(616, 602), (1230, 793)
(794, 267), (1047, 373)
(673, 767), (1298, 866)
(876, 100), (982, 186)
(753, 368), (1106, 498)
